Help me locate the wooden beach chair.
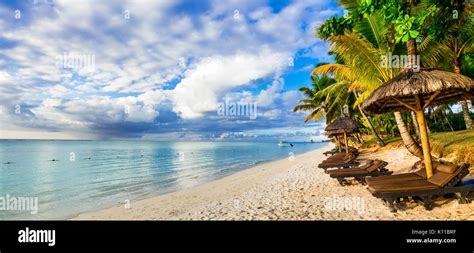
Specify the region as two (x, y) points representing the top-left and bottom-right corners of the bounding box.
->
(319, 153), (359, 166)
(323, 147), (358, 156)
(365, 160), (459, 185)
(323, 148), (339, 156)
(322, 152), (348, 161)
(347, 146), (359, 155)
(318, 153), (348, 166)
(318, 153), (360, 171)
(321, 148), (359, 162)
(365, 161), (428, 186)
(367, 163), (473, 212)
(326, 160), (392, 185)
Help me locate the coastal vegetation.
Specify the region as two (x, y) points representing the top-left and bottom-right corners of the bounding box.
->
(294, 0), (473, 162)
(363, 130), (474, 167)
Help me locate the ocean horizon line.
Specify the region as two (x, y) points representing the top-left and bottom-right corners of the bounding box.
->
(0, 138), (330, 143)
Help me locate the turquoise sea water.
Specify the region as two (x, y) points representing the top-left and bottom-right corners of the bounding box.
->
(0, 140), (326, 220)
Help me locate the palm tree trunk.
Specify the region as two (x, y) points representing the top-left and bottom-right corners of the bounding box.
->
(394, 111), (423, 158)
(357, 104), (385, 147)
(393, 39), (423, 159)
(353, 91), (385, 147)
(460, 100), (473, 130)
(324, 106), (330, 126)
(453, 61), (474, 130)
(445, 113), (455, 132)
(407, 39), (418, 68)
(410, 111), (421, 140)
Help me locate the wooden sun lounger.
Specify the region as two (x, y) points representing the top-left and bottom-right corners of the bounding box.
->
(367, 163), (473, 212)
(365, 161), (446, 186)
(347, 146), (359, 155)
(365, 168), (426, 186)
(321, 152), (348, 162)
(323, 147), (358, 156)
(318, 153), (360, 171)
(318, 153), (347, 164)
(321, 150), (358, 162)
(323, 148), (339, 156)
(326, 160), (392, 185)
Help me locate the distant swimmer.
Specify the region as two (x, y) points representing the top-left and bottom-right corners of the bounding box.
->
(49, 159), (59, 162)
(4, 162), (12, 164)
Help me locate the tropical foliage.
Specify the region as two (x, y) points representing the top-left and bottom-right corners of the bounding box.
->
(293, 73), (355, 124)
(294, 0), (474, 150)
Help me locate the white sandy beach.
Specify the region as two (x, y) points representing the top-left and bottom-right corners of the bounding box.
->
(73, 144), (474, 220)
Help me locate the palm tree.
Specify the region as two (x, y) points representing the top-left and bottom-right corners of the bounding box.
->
(311, 52), (385, 147)
(372, 113), (398, 137)
(418, 8), (474, 129)
(292, 74), (336, 125)
(315, 1), (425, 157)
(315, 77), (356, 120)
(314, 34), (422, 152)
(293, 72), (357, 126)
(429, 105), (455, 132)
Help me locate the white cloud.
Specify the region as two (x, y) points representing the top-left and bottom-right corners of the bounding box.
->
(47, 85), (72, 98)
(59, 95), (164, 124)
(172, 48), (287, 119)
(257, 77), (284, 107)
(260, 109), (282, 120)
(0, 0), (339, 138)
(218, 124), (328, 142)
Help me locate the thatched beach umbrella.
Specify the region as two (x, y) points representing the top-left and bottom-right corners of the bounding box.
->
(326, 129), (345, 151)
(325, 117), (364, 153)
(362, 68), (474, 178)
(326, 128), (361, 152)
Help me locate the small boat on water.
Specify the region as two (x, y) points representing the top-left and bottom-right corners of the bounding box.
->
(277, 141), (293, 147)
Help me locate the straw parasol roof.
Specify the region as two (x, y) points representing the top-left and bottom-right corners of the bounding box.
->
(325, 116), (364, 153)
(325, 116), (364, 132)
(326, 128), (360, 137)
(361, 68), (474, 178)
(362, 68), (474, 114)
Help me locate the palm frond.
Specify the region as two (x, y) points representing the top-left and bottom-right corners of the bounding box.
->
(304, 108), (324, 123)
(293, 104), (318, 112)
(298, 87), (314, 98)
(354, 10), (388, 49)
(327, 33), (390, 83)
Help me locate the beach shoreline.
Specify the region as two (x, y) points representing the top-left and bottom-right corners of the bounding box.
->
(73, 144), (474, 220)
(72, 144), (332, 220)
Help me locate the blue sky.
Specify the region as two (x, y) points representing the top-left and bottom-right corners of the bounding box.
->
(0, 0), (343, 141)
